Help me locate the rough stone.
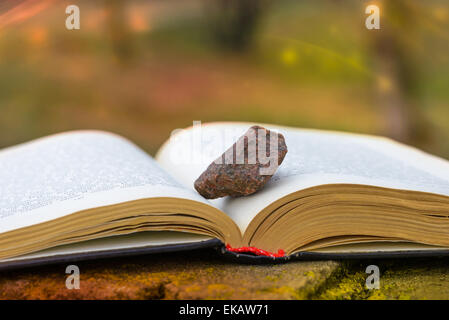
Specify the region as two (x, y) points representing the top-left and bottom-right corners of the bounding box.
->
(194, 125), (288, 199)
(314, 258), (449, 300)
(0, 248), (339, 300)
(2, 250), (447, 299)
(362, 258), (449, 300)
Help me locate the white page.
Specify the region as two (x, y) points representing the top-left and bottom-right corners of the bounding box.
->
(0, 131), (209, 234)
(156, 122), (449, 233)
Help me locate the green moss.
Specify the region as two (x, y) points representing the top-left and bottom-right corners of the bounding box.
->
(307, 262), (374, 300)
(206, 284), (234, 300)
(317, 271), (371, 300)
(304, 271), (316, 279)
(258, 286), (303, 300)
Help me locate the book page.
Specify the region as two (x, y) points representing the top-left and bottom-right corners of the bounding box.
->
(0, 131), (209, 234)
(156, 122), (449, 233)
(308, 241), (449, 254)
(0, 231), (212, 262)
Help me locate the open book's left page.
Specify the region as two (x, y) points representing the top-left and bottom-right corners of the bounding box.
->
(0, 131), (210, 234)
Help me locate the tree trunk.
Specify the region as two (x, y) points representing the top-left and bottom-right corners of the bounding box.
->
(370, 0), (431, 146)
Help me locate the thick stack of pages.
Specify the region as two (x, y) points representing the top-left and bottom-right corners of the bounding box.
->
(1, 122), (449, 269)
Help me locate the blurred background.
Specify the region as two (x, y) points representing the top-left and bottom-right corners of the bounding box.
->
(0, 0), (448, 159)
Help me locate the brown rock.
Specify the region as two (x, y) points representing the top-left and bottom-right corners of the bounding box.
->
(194, 125), (288, 199)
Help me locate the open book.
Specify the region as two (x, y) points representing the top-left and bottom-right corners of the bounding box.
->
(1, 122), (449, 269)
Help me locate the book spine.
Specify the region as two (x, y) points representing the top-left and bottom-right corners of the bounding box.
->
(225, 244), (285, 258)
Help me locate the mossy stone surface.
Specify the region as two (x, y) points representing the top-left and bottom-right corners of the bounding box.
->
(2, 249), (449, 300)
(362, 258), (449, 300)
(316, 258), (449, 300)
(0, 248), (339, 299)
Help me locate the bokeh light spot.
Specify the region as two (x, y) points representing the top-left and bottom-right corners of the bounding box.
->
(281, 48), (297, 65)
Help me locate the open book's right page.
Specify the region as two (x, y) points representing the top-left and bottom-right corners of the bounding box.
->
(156, 122), (449, 234)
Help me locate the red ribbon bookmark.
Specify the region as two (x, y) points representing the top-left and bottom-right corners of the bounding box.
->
(226, 244), (285, 258)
